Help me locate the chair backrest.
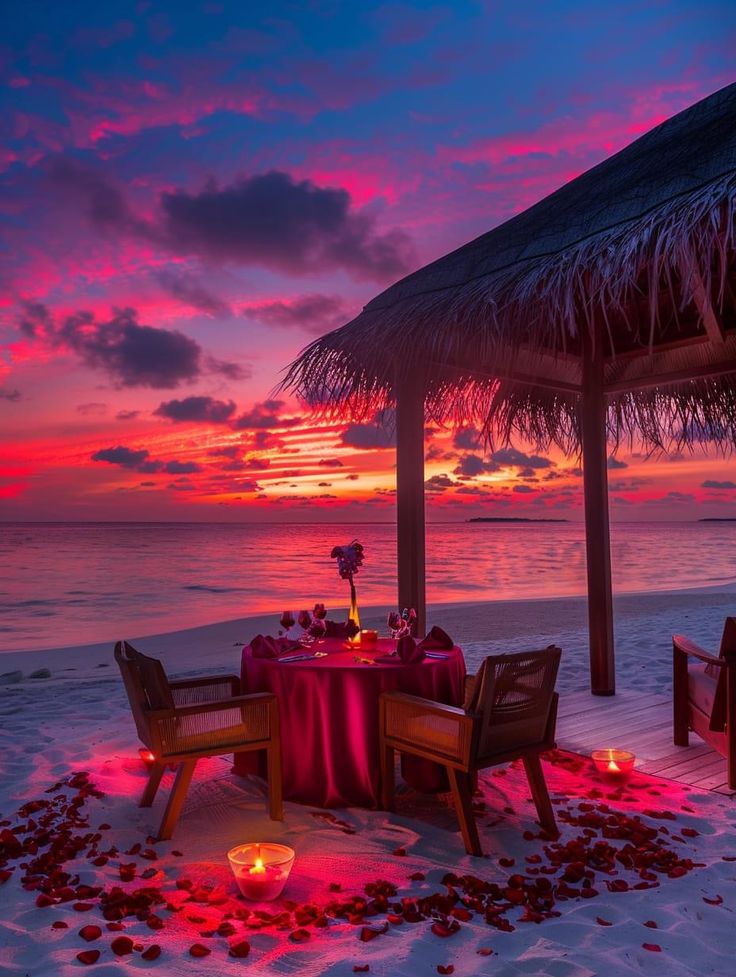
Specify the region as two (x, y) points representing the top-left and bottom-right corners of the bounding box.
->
(114, 640), (174, 747)
(706, 617), (736, 730)
(468, 646), (561, 760)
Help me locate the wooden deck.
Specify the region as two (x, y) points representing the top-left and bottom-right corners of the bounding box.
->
(556, 689), (735, 796)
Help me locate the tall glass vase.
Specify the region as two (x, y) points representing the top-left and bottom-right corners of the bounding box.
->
(348, 580), (360, 642)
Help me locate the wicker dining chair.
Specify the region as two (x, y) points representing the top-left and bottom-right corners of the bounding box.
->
(673, 617), (736, 788)
(379, 646), (561, 855)
(115, 640), (282, 840)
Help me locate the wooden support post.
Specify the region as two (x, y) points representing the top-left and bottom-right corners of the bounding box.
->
(581, 328), (615, 695)
(396, 376), (426, 638)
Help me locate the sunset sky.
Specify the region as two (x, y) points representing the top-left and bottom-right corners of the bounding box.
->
(2, 0), (735, 523)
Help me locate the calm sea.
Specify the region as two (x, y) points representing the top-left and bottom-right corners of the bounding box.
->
(1, 521), (735, 652)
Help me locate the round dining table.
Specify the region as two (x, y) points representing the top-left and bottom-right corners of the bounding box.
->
(234, 637), (466, 809)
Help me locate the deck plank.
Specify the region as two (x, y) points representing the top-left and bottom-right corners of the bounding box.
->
(557, 690), (734, 796)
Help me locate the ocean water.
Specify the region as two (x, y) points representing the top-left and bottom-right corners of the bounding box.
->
(1, 521), (735, 652)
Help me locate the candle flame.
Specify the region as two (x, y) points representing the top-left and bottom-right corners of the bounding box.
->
(607, 760), (621, 773)
(249, 857), (265, 875)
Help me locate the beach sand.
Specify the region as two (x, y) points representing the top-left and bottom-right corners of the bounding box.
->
(1, 585), (734, 975)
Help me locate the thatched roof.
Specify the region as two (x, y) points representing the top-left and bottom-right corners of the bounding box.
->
(283, 83), (736, 452)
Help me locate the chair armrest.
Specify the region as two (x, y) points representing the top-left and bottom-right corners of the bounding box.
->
(380, 691), (475, 766)
(380, 690), (468, 719)
(672, 635), (724, 668)
(172, 692), (276, 718)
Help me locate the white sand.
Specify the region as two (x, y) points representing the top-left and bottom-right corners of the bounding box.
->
(1, 586), (735, 976)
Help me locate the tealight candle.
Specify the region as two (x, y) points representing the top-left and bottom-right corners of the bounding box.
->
(360, 629), (378, 646)
(138, 748), (156, 766)
(227, 843), (295, 901)
(591, 749), (635, 776)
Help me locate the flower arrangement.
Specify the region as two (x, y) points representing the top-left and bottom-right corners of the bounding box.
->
(331, 540), (364, 632)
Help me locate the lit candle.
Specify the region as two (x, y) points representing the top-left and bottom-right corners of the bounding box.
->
(360, 629), (378, 647)
(139, 748), (156, 766)
(591, 749), (635, 776)
(227, 843), (295, 901)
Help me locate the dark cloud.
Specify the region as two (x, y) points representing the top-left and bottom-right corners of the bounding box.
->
(165, 460), (202, 474)
(453, 427), (483, 450)
(512, 484), (535, 493)
(91, 444), (200, 475)
(242, 294), (351, 337)
(491, 447), (552, 469)
(18, 300), (244, 388)
(453, 454), (499, 477)
(161, 171), (413, 281)
(425, 473), (456, 493)
(155, 269), (232, 317)
(116, 409), (140, 421)
(318, 458), (344, 468)
(0, 388), (21, 401)
(607, 456), (628, 470)
(232, 399), (298, 430)
(208, 445), (241, 459)
(154, 396), (237, 424)
(341, 409), (395, 449)
(702, 479), (736, 490)
(92, 446), (150, 469)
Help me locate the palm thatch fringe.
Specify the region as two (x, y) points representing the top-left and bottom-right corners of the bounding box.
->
(281, 172), (736, 452)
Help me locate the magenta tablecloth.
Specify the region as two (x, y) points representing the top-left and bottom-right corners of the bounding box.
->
(234, 637), (466, 808)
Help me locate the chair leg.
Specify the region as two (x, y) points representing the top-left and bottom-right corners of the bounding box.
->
(448, 768), (481, 856)
(380, 743), (395, 811)
(523, 755), (558, 837)
(266, 746), (283, 821)
(157, 760), (196, 841)
(139, 762), (165, 808)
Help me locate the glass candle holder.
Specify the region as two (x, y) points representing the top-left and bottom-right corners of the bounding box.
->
(227, 843), (295, 901)
(360, 629), (378, 647)
(591, 749), (635, 776)
(138, 747), (156, 766)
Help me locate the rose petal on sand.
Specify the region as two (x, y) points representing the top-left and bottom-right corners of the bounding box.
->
(189, 943), (211, 957)
(141, 944), (161, 960)
(643, 943), (662, 952)
(111, 936), (134, 956)
(76, 950), (100, 965)
(228, 940), (251, 958)
(79, 925), (102, 942)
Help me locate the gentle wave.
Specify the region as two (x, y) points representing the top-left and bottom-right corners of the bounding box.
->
(2, 520), (735, 652)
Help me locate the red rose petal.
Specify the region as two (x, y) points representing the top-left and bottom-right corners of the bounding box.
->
(141, 944), (161, 960)
(189, 943), (211, 957)
(228, 941), (251, 958)
(643, 943), (662, 952)
(353, 968), (370, 973)
(431, 920), (460, 938)
(643, 920), (658, 928)
(392, 847), (407, 857)
(76, 950), (100, 965)
(52, 921), (69, 929)
(703, 894), (723, 906)
(79, 925), (102, 942)
(437, 967), (454, 975)
(111, 936), (134, 956)
(290, 928), (311, 943)
(596, 917), (612, 926)
(477, 947), (493, 956)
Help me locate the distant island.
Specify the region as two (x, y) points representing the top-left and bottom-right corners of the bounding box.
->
(468, 517), (569, 523)
(699, 518), (736, 522)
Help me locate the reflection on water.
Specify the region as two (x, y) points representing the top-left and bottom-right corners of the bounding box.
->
(1, 521), (734, 651)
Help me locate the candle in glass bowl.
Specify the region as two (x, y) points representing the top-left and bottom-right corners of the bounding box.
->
(360, 629), (378, 647)
(227, 843), (295, 901)
(591, 748), (635, 776)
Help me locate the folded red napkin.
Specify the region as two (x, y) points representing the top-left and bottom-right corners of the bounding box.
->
(249, 635), (301, 658)
(419, 626), (454, 651)
(396, 634), (426, 664)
